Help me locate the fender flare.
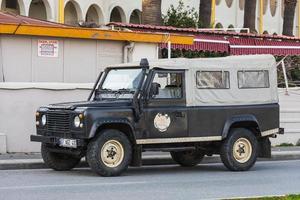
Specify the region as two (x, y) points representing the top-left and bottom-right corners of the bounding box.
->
(88, 118), (136, 143)
(222, 115), (261, 139)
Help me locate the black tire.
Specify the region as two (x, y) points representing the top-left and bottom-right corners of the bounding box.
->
(170, 150), (205, 167)
(86, 129), (132, 177)
(41, 143), (81, 171)
(220, 128), (258, 171)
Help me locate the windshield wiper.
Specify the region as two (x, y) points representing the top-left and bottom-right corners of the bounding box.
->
(96, 88), (135, 100)
(99, 88), (113, 93)
(117, 88), (135, 94)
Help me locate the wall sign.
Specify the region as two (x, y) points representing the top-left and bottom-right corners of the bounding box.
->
(154, 113), (171, 132)
(38, 40), (59, 57)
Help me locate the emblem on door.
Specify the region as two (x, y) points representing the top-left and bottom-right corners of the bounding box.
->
(154, 113), (171, 132)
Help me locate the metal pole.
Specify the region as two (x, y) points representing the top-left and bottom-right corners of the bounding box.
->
(281, 60), (289, 95)
(167, 41), (171, 59)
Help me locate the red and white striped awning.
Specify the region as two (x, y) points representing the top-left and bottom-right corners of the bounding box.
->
(160, 34), (229, 53)
(228, 38), (300, 55)
(108, 22), (300, 56)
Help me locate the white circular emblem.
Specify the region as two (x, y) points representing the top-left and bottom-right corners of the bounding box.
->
(154, 113), (171, 132)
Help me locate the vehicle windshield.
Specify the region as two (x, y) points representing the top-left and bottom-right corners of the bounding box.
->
(99, 68), (143, 99)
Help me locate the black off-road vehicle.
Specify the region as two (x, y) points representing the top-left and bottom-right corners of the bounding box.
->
(31, 55), (283, 176)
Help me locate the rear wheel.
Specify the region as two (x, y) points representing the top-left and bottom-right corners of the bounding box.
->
(220, 128), (258, 171)
(86, 129), (132, 177)
(41, 143), (81, 171)
(170, 150), (205, 167)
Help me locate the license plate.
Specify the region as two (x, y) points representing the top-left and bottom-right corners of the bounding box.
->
(59, 138), (77, 148)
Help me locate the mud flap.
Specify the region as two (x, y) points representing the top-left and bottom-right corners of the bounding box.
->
(258, 137), (271, 158)
(130, 145), (142, 167)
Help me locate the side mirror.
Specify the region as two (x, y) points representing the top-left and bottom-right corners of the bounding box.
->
(150, 83), (160, 97)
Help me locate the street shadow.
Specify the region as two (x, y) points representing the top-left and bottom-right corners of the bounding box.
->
(43, 161), (268, 178)
(49, 163), (230, 178)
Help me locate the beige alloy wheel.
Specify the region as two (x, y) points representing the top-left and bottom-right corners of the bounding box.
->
(100, 140), (124, 168)
(233, 138), (253, 163)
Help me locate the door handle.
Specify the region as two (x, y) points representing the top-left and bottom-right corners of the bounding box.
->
(174, 111), (185, 118)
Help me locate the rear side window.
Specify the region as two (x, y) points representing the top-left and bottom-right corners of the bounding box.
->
(238, 70), (269, 88)
(196, 71), (230, 89)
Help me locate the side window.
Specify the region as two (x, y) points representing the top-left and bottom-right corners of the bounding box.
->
(152, 72), (183, 99)
(196, 71), (230, 89)
(238, 70), (269, 88)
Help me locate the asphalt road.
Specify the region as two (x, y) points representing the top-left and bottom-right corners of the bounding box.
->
(0, 160), (299, 200)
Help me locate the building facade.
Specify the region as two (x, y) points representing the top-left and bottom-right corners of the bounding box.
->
(0, 0), (142, 25)
(0, 0), (299, 36)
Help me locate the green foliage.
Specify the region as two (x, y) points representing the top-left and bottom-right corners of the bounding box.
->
(231, 194), (300, 200)
(276, 143), (294, 147)
(276, 56), (300, 87)
(163, 0), (198, 28)
(215, 23), (223, 28)
(291, 68), (300, 80)
(161, 48), (228, 59)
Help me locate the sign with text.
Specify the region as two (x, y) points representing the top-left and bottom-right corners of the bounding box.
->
(38, 40), (59, 57)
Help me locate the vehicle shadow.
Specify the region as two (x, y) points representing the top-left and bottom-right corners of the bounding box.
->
(59, 163), (233, 178)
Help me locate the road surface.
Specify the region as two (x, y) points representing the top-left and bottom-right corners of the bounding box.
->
(0, 160), (299, 200)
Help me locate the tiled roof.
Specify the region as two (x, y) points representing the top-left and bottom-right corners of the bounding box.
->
(108, 22), (300, 41)
(108, 22), (300, 55)
(0, 11), (69, 27)
(0, 12), (194, 45)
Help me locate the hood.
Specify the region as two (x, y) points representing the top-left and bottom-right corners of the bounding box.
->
(46, 100), (132, 110)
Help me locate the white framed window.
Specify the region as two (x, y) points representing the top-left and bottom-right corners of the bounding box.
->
(196, 71), (230, 89)
(238, 70), (270, 89)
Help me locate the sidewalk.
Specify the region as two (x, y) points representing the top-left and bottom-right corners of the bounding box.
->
(0, 147), (300, 170)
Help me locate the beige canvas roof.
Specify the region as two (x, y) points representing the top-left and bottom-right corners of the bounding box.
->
(111, 55), (275, 70)
(111, 55), (278, 106)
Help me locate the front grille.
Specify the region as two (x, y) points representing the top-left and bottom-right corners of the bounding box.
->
(47, 111), (71, 134)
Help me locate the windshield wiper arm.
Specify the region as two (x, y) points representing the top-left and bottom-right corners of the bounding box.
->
(117, 88), (135, 94)
(99, 88), (113, 93)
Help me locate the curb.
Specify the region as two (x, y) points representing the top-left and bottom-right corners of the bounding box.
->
(1, 151), (300, 170)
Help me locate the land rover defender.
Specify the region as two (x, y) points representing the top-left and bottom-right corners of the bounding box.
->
(31, 55), (283, 176)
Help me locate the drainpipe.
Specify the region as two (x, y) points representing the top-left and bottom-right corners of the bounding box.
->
(123, 42), (135, 63)
(58, 0), (64, 23)
(167, 41), (171, 59)
(0, 37), (4, 82)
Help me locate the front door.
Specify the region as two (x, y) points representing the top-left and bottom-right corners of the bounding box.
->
(144, 70), (188, 139)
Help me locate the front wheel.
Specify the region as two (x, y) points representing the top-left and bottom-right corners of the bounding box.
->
(170, 150), (205, 167)
(220, 128), (258, 171)
(86, 129), (132, 177)
(41, 143), (81, 171)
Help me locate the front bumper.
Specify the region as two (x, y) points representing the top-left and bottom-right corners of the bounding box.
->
(30, 135), (86, 147)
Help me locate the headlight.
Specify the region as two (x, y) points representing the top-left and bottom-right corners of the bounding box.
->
(74, 116), (81, 128)
(41, 115), (47, 126)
